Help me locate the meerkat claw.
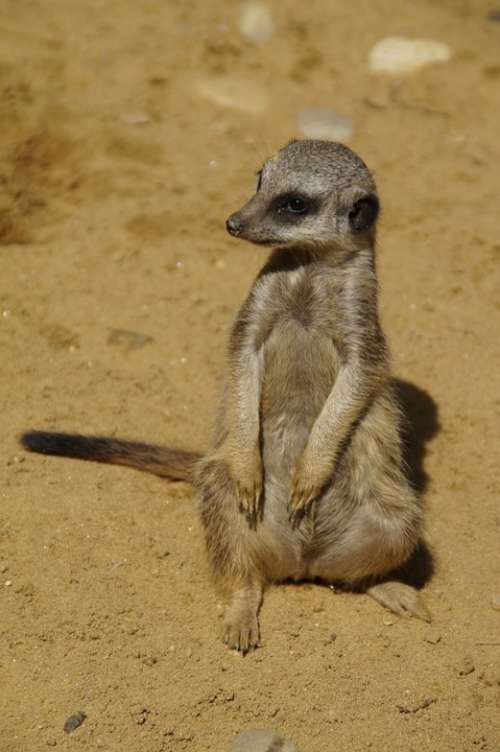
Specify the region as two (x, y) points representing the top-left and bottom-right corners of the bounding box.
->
(224, 614), (260, 653)
(288, 490), (316, 526)
(236, 481), (263, 529)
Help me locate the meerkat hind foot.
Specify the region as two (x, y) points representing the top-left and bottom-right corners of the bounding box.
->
(224, 608), (260, 654)
(223, 585), (262, 653)
(367, 581), (431, 622)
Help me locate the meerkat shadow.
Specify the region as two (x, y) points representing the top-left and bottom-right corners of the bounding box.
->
(391, 377), (441, 588)
(393, 378), (440, 495)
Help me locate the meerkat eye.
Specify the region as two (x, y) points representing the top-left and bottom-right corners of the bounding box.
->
(274, 195), (310, 215)
(286, 197), (308, 213)
(348, 195), (379, 232)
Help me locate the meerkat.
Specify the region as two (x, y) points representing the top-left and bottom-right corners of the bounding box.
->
(22, 139), (430, 652)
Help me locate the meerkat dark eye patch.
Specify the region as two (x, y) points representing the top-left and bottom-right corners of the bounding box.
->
(348, 195), (379, 233)
(271, 193), (318, 220)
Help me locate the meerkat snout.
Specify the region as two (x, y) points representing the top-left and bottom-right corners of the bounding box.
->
(227, 140), (380, 251)
(226, 215), (242, 237)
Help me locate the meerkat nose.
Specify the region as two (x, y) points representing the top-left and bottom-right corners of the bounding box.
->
(226, 215), (242, 236)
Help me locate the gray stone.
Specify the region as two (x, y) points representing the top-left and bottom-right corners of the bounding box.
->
(297, 107), (354, 142)
(231, 728), (302, 752)
(107, 329), (153, 351)
(63, 711), (86, 734)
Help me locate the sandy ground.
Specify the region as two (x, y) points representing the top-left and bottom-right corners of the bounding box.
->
(1, 1), (500, 750)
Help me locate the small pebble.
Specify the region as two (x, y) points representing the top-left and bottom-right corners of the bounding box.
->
(120, 112), (150, 125)
(424, 632), (442, 645)
(231, 728), (301, 752)
(136, 708), (150, 725)
(397, 696), (436, 714)
(7, 455), (25, 466)
(491, 594), (500, 611)
(196, 75), (268, 114)
(488, 9), (500, 22)
(457, 655), (475, 676)
(238, 3), (274, 44)
(63, 711), (86, 734)
(107, 329), (153, 351)
(323, 631), (337, 646)
(479, 667), (500, 686)
(383, 617), (395, 626)
(369, 37), (452, 75)
(297, 107), (354, 142)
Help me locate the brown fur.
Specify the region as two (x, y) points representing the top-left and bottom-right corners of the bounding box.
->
(21, 432), (200, 481)
(21, 140), (430, 652)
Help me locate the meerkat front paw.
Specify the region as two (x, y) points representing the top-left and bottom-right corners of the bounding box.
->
(288, 454), (331, 525)
(230, 448), (264, 527)
(288, 477), (318, 525)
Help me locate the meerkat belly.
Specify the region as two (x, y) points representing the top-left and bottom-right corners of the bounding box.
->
(261, 320), (339, 481)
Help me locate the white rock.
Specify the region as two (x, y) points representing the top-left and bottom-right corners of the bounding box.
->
(196, 75), (267, 114)
(297, 107), (354, 142)
(369, 37), (452, 74)
(231, 729), (301, 752)
(238, 3), (274, 44)
(120, 112), (150, 125)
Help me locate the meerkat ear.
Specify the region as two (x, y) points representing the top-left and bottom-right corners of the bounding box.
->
(348, 194), (379, 233)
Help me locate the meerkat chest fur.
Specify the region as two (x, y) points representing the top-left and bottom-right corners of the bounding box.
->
(238, 247), (381, 480)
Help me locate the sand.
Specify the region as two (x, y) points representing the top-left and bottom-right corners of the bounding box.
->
(1, 1), (500, 750)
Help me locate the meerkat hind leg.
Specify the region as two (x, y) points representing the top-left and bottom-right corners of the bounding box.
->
(223, 581), (262, 653)
(196, 457), (264, 652)
(366, 581), (430, 622)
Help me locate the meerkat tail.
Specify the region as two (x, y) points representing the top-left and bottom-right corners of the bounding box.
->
(20, 431), (202, 482)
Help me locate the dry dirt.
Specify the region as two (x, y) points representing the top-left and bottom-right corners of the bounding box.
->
(1, 1), (500, 751)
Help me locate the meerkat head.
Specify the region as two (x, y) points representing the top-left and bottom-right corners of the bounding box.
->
(226, 140), (379, 252)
